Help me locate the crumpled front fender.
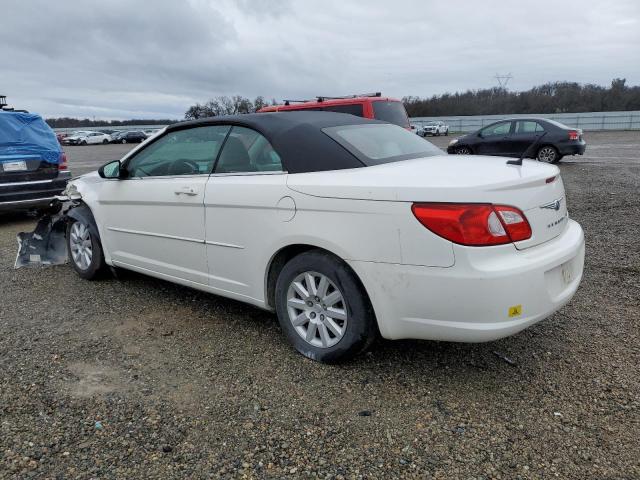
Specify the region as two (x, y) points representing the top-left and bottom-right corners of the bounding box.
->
(14, 199), (98, 269)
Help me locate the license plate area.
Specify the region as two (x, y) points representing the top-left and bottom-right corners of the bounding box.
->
(545, 257), (580, 301)
(1, 161), (28, 172)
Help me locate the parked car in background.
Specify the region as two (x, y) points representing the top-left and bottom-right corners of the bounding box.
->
(62, 130), (94, 146)
(58, 111), (584, 362)
(418, 121), (449, 137)
(258, 92), (412, 129)
(80, 132), (111, 145)
(56, 132), (69, 144)
(143, 129), (161, 139)
(112, 130), (147, 144)
(1, 111), (71, 212)
(447, 118), (586, 163)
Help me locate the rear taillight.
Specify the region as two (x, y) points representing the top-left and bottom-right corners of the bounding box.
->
(58, 152), (68, 171)
(568, 130), (579, 141)
(411, 203), (532, 246)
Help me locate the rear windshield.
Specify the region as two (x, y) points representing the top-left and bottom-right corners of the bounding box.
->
(322, 123), (443, 165)
(372, 101), (410, 127)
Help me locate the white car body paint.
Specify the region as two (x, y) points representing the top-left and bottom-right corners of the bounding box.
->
(69, 150), (584, 343)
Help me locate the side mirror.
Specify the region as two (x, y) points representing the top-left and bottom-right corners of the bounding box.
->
(98, 160), (122, 179)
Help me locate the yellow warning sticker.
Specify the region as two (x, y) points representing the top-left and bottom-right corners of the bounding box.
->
(508, 305), (522, 317)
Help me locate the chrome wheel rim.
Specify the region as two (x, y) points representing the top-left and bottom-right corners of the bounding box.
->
(286, 271), (348, 348)
(538, 147), (556, 162)
(456, 147), (471, 155)
(69, 222), (93, 270)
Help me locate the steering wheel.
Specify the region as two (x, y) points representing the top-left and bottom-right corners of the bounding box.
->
(168, 159), (199, 175)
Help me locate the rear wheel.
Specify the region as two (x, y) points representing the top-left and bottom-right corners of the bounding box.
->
(455, 146), (472, 155)
(444, 129), (449, 136)
(102, 139), (108, 144)
(537, 146), (559, 163)
(67, 219), (105, 280)
(275, 250), (377, 363)
(121, 138), (127, 144)
(80, 140), (87, 146)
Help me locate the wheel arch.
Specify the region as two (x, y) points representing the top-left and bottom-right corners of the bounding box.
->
(66, 202), (101, 242)
(264, 244), (377, 327)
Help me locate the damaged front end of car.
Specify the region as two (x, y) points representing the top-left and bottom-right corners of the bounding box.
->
(15, 183), (84, 269)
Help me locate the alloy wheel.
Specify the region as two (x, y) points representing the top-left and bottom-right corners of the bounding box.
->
(286, 271), (348, 348)
(456, 146), (471, 155)
(69, 222), (93, 270)
(537, 146), (557, 163)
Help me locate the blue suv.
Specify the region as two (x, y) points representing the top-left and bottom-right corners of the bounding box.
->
(0, 108), (71, 212)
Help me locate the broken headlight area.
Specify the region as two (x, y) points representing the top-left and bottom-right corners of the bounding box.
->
(15, 198), (79, 269)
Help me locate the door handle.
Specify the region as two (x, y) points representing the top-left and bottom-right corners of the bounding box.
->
(174, 186), (198, 196)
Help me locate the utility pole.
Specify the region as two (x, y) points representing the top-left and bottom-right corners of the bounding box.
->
(494, 73), (513, 89)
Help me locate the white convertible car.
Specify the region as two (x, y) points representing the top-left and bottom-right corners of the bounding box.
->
(60, 111), (584, 362)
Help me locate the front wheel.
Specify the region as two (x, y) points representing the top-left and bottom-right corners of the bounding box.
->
(275, 250), (377, 362)
(444, 129), (449, 136)
(67, 219), (106, 280)
(102, 139), (108, 144)
(537, 146), (560, 163)
(455, 146), (472, 155)
(121, 138), (127, 144)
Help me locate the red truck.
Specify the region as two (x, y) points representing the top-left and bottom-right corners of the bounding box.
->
(258, 92), (411, 129)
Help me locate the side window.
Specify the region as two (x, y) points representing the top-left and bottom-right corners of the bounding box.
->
(321, 104), (365, 117)
(535, 122), (545, 133)
(516, 121), (539, 134)
(125, 125), (230, 177)
(481, 121), (512, 137)
(215, 126), (283, 173)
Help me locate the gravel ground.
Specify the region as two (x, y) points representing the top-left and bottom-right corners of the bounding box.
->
(0, 131), (638, 479)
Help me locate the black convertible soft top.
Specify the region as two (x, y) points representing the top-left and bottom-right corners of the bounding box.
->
(167, 111), (385, 173)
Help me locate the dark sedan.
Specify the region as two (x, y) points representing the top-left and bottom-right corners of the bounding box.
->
(447, 118), (586, 163)
(111, 130), (147, 144)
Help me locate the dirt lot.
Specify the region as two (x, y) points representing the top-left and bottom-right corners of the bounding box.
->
(1, 132), (638, 479)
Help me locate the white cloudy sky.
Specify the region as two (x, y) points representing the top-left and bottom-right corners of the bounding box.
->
(2, 0), (639, 120)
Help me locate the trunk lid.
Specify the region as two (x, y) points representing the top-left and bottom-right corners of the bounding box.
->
(287, 154), (568, 249)
(0, 153), (60, 183)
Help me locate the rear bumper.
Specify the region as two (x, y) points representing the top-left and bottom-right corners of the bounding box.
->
(349, 219), (585, 342)
(0, 172), (71, 211)
(558, 141), (586, 156)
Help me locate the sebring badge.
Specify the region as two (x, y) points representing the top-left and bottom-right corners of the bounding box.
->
(540, 198), (562, 211)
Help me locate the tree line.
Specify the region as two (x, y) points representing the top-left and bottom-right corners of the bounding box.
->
(45, 117), (175, 128)
(184, 95), (274, 119)
(403, 79), (640, 117)
(43, 78), (640, 126)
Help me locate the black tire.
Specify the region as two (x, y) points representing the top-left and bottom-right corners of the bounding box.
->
(275, 250), (377, 363)
(102, 139), (108, 144)
(444, 129), (449, 136)
(455, 146), (473, 155)
(80, 140), (87, 146)
(537, 145), (560, 163)
(121, 138), (127, 144)
(66, 218), (106, 280)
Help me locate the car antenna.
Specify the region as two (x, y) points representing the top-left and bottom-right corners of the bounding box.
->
(507, 131), (547, 166)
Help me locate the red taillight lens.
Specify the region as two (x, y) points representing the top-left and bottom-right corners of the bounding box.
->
(411, 203), (532, 246)
(58, 152), (68, 171)
(568, 130), (579, 141)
